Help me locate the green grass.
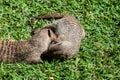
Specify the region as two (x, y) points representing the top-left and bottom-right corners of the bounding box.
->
(0, 0), (120, 79)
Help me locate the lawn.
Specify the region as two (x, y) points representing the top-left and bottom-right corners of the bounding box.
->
(0, 0), (120, 79)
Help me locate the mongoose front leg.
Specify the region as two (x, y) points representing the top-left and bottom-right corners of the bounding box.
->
(48, 41), (74, 59)
(25, 50), (41, 64)
(48, 41), (63, 51)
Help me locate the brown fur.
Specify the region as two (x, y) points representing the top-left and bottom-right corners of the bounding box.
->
(32, 13), (85, 61)
(0, 28), (57, 63)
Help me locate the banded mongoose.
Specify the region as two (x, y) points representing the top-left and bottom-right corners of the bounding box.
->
(32, 13), (85, 60)
(0, 28), (57, 63)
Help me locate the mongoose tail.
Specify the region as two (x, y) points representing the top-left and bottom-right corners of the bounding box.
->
(33, 13), (74, 20)
(29, 13), (69, 35)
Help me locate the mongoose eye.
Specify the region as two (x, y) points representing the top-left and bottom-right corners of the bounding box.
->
(31, 30), (35, 36)
(48, 29), (51, 37)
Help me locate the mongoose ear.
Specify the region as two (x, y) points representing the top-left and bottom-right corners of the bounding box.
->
(31, 29), (40, 36)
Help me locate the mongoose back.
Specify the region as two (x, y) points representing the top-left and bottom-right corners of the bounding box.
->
(0, 28), (57, 63)
(33, 13), (85, 60)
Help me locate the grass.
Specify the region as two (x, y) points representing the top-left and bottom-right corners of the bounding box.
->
(0, 0), (120, 79)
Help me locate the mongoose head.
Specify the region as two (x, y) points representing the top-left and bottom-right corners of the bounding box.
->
(29, 28), (57, 47)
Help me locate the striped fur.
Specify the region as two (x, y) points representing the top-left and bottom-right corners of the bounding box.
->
(0, 41), (31, 63)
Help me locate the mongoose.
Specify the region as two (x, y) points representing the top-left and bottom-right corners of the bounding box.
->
(0, 28), (57, 63)
(32, 13), (85, 61)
